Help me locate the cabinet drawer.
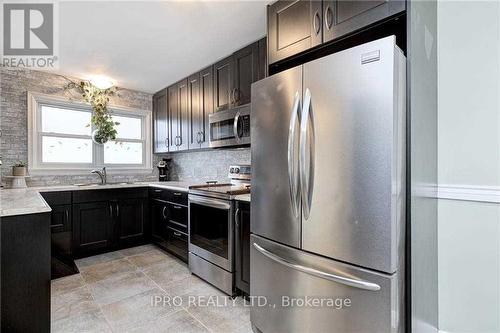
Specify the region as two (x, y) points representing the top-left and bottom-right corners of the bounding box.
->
(166, 203), (187, 228)
(165, 226), (188, 262)
(149, 188), (188, 206)
(165, 190), (188, 205)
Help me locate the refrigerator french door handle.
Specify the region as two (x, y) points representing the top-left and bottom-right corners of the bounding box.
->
(253, 242), (381, 291)
(288, 91), (301, 218)
(300, 88), (315, 220)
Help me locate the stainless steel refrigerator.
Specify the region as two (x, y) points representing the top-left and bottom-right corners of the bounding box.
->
(250, 36), (406, 333)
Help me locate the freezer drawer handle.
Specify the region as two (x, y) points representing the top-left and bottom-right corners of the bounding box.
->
(253, 242), (381, 291)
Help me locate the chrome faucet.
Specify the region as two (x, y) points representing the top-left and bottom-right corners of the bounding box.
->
(91, 167), (107, 184)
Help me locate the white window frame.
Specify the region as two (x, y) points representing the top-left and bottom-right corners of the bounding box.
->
(28, 92), (153, 175)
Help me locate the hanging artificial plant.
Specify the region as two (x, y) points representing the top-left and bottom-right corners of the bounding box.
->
(64, 80), (119, 144)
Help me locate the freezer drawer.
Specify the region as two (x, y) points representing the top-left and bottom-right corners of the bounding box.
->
(250, 234), (402, 333)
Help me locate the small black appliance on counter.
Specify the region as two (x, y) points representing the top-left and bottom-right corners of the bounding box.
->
(157, 158), (171, 181)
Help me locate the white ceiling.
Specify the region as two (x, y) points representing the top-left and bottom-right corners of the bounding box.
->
(54, 1), (267, 93)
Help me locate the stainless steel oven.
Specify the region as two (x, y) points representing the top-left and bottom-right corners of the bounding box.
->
(209, 105), (250, 148)
(188, 194), (235, 294)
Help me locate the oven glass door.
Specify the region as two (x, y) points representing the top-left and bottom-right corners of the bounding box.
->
(189, 197), (231, 260)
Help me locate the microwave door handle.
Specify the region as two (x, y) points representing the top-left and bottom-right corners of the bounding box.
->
(300, 88), (314, 220)
(288, 91), (301, 218)
(233, 111), (241, 143)
(253, 242), (381, 291)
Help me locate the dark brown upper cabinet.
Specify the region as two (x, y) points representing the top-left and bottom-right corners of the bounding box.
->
(167, 85), (178, 151)
(153, 38), (265, 153)
(267, 0), (323, 65)
(213, 56), (233, 112)
(187, 72), (201, 149)
(322, 0), (405, 43)
(191, 66), (213, 149)
(168, 79), (189, 151)
(267, 0), (405, 65)
(153, 89), (169, 153)
(232, 42), (260, 107)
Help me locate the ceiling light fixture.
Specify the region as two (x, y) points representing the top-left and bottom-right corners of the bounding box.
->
(89, 75), (114, 90)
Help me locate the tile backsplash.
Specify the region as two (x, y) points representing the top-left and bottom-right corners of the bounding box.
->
(166, 148), (251, 183)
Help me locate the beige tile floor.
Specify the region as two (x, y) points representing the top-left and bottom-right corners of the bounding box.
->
(51, 244), (253, 333)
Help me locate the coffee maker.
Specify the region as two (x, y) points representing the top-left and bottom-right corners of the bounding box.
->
(157, 158), (171, 182)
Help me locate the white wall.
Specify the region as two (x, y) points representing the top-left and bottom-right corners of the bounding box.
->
(437, 1), (500, 332)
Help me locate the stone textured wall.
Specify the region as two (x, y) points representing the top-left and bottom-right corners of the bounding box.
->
(166, 148), (251, 183)
(0, 68), (160, 187)
(0, 68), (251, 187)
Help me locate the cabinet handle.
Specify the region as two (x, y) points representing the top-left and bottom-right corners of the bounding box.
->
(234, 88), (240, 103)
(154, 189), (162, 193)
(230, 88), (236, 105)
(324, 5), (333, 30)
(173, 192), (182, 196)
(162, 206), (167, 219)
(178, 135), (182, 146)
(173, 231), (182, 237)
(109, 204), (113, 217)
(173, 205), (182, 210)
(65, 209), (69, 223)
(200, 131), (204, 143)
(313, 11), (321, 35)
(116, 203), (120, 217)
(165, 137), (169, 148)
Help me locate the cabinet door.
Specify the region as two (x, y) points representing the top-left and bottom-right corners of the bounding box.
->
(199, 66), (213, 148)
(50, 204), (72, 256)
(117, 198), (147, 247)
(233, 42), (259, 107)
(267, 0), (322, 65)
(150, 200), (168, 248)
(178, 79), (189, 151)
(213, 55), (233, 112)
(167, 85), (178, 151)
(188, 73), (201, 149)
(258, 37), (268, 80)
(323, 0), (405, 43)
(153, 89), (169, 153)
(73, 201), (113, 256)
(235, 202), (251, 294)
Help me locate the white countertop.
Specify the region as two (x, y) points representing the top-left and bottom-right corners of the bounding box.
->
(0, 181), (199, 218)
(234, 193), (251, 202)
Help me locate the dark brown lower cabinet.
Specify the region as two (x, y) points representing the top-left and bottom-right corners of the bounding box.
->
(1, 212), (51, 333)
(72, 188), (149, 258)
(117, 198), (148, 248)
(150, 196), (188, 263)
(235, 201), (251, 294)
(73, 201), (114, 257)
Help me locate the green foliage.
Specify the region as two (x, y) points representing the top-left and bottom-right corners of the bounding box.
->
(65, 80), (119, 143)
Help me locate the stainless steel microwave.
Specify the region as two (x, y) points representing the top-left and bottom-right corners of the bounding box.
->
(209, 105), (250, 148)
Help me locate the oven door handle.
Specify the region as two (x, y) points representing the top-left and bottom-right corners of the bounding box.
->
(189, 195), (231, 210)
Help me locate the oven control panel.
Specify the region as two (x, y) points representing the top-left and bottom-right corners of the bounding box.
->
(229, 164), (251, 180)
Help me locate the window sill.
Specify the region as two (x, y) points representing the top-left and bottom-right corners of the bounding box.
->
(28, 168), (154, 176)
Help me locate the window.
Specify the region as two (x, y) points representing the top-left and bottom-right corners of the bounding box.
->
(28, 92), (152, 174)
